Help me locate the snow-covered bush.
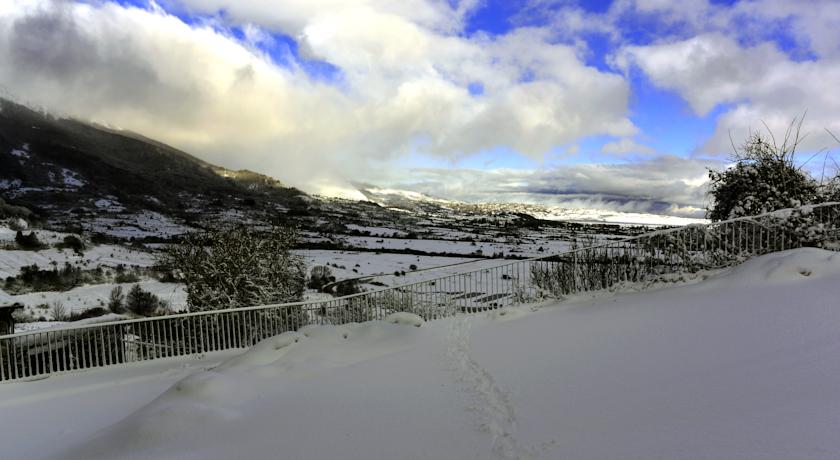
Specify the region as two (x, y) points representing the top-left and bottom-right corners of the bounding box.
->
(317, 287), (448, 324)
(161, 225), (306, 313)
(529, 249), (653, 298)
(707, 121), (818, 221)
(528, 235), (655, 297)
(5, 263), (90, 294)
(8, 217), (28, 231)
(15, 230), (45, 250)
(68, 307), (108, 321)
(319, 289), (395, 324)
(307, 265), (334, 291)
(57, 235), (85, 254)
(774, 207), (839, 248)
(818, 129), (840, 202)
(821, 175), (840, 202)
(333, 279), (361, 296)
(0, 198), (32, 220)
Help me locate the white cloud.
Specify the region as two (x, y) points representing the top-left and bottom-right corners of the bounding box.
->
(6, 0), (829, 217)
(369, 155), (714, 217)
(615, 33), (840, 156)
(533, 0), (840, 160)
(601, 137), (655, 156)
(535, 0), (840, 67)
(615, 34), (775, 116)
(0, 0), (636, 194)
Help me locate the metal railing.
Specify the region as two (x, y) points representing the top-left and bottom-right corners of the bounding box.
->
(1, 203), (838, 382)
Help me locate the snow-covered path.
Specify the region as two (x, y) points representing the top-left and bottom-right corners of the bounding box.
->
(446, 316), (536, 459)
(2, 248), (839, 460)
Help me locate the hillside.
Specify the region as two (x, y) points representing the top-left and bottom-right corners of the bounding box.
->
(0, 98), (305, 222)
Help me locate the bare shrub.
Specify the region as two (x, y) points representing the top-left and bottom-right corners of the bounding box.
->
(50, 300), (68, 321)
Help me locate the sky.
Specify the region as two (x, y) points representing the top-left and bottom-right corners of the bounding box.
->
(1, 0), (839, 217)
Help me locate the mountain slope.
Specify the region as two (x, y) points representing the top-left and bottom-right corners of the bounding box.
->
(0, 98), (303, 219)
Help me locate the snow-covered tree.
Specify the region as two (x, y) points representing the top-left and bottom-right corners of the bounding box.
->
(161, 225), (306, 312)
(707, 119), (819, 221)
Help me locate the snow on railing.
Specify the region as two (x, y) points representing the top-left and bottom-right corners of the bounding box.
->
(1, 203), (838, 381)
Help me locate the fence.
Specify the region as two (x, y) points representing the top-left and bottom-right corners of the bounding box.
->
(1, 203), (838, 381)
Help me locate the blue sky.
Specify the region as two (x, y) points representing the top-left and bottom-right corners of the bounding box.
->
(2, 0), (839, 216)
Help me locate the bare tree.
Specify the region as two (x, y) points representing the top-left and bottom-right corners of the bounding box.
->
(108, 286), (125, 314)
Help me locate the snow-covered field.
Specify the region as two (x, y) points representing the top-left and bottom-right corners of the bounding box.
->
(339, 235), (573, 258)
(2, 248), (838, 460)
(0, 224), (178, 325)
(0, 244), (156, 279)
(295, 250), (481, 279)
(13, 280), (186, 322)
(82, 211), (193, 239)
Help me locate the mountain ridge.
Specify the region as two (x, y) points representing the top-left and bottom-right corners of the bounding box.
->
(0, 97), (305, 221)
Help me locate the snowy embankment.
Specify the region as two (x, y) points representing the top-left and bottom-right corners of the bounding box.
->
(13, 281), (185, 323)
(0, 224), (186, 323)
(2, 248), (840, 460)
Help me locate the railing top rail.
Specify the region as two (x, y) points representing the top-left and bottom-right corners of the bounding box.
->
(1, 202), (837, 340)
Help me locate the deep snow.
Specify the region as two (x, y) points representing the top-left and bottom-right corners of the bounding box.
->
(1, 248), (839, 460)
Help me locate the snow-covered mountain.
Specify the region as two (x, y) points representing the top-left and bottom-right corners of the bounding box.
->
(462, 202), (707, 226)
(356, 184), (706, 226)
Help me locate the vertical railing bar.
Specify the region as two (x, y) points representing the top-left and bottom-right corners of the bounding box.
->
(75, 329), (82, 371)
(46, 331), (54, 373)
(19, 334), (26, 378)
(158, 319), (165, 359)
(153, 320), (160, 360)
(223, 312), (231, 350)
(97, 328), (104, 367)
(35, 332), (43, 376)
(173, 318), (181, 357)
(2, 338), (8, 380)
(102, 327), (109, 367)
(84, 328), (92, 369)
(165, 318), (173, 358)
(211, 315), (218, 351)
(17, 334), (23, 379)
(1, 338), (7, 381)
